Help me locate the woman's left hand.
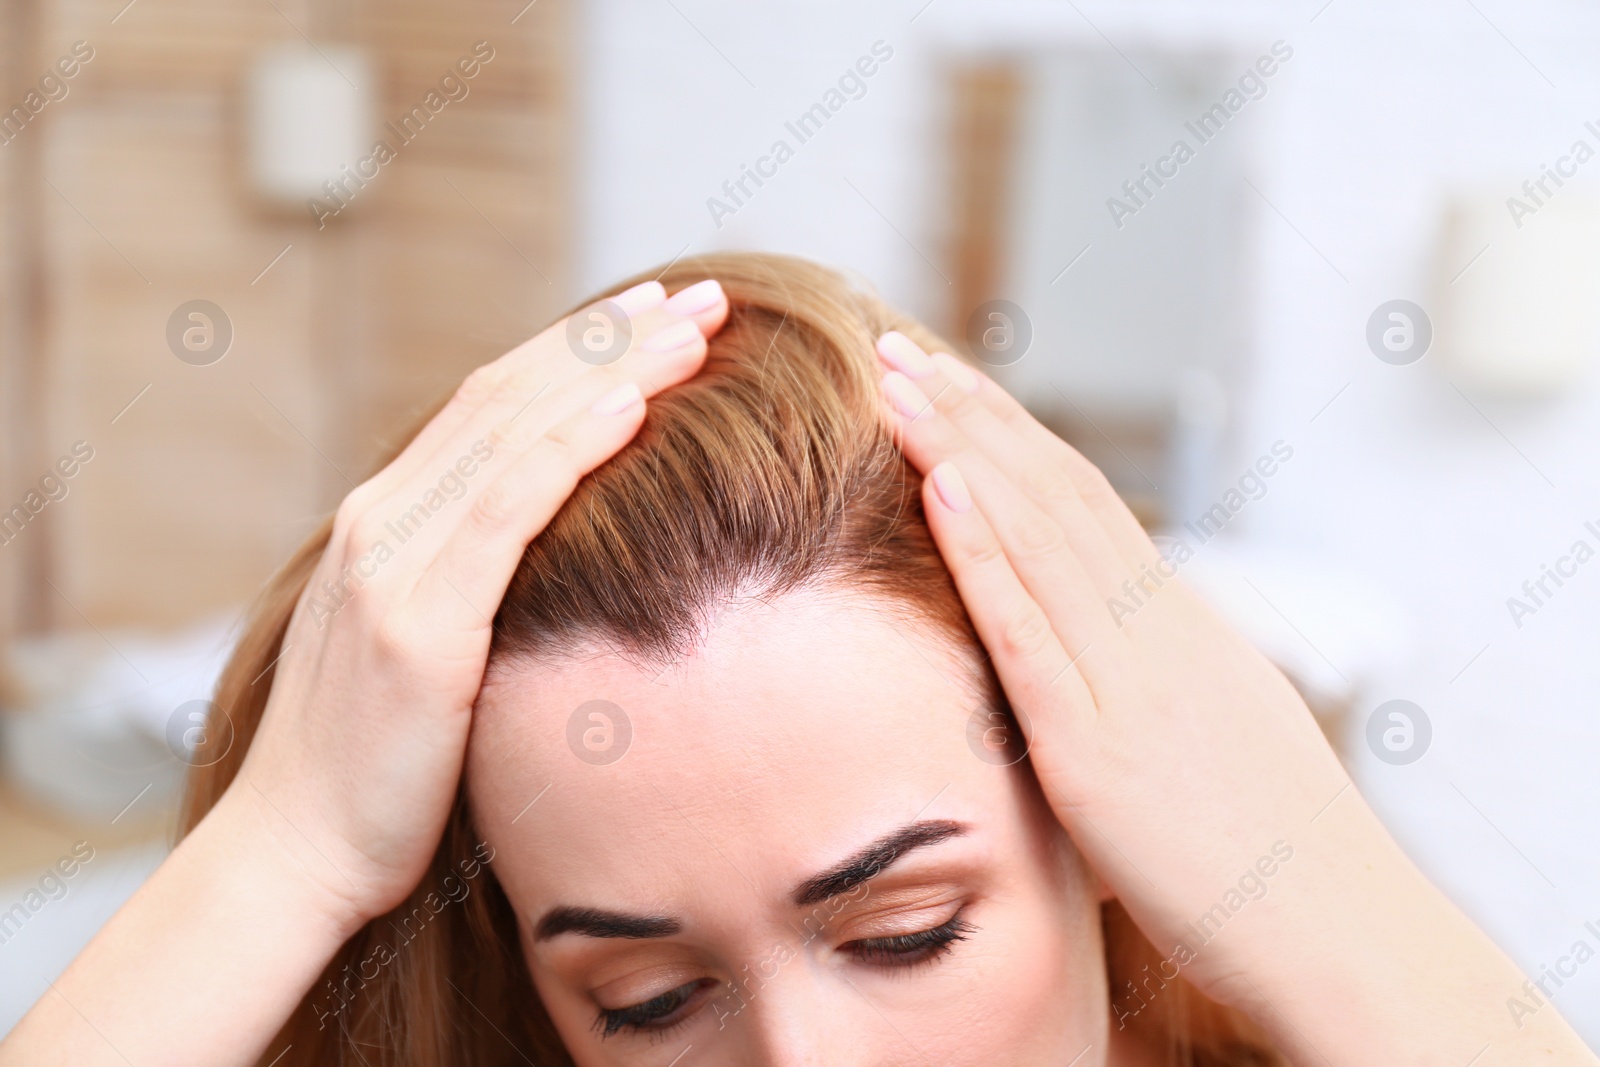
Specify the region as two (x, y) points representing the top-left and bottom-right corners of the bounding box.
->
(872, 330), (1599, 1067)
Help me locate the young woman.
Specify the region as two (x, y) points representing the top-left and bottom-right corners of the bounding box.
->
(3, 254), (1593, 1066)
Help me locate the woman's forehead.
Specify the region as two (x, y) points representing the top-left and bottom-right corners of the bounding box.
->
(466, 590), (1008, 897)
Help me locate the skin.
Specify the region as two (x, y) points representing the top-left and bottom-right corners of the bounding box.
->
(1, 278), (1594, 1067)
(469, 591), (1109, 1066)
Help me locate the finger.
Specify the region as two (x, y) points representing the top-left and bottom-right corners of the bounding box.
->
(877, 332), (1156, 581)
(356, 279), (728, 511)
(879, 365), (1131, 621)
(877, 376), (1133, 702)
(341, 297), (716, 577)
(660, 277), (733, 336)
(409, 379), (650, 630)
(934, 345), (1158, 572)
(878, 332), (1142, 594)
(356, 280), (670, 508)
(917, 459), (1099, 745)
(351, 319), (708, 591)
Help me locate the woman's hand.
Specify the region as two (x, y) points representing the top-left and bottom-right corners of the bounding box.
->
(0, 279), (730, 1067)
(228, 277), (732, 930)
(872, 331), (1599, 1066)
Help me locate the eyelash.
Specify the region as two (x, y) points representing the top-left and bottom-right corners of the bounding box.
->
(594, 979), (711, 1039)
(847, 911), (974, 968)
(594, 911), (975, 1039)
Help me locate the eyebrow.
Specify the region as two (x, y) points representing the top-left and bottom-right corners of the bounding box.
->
(532, 819), (967, 941)
(534, 907), (682, 942)
(790, 820), (966, 907)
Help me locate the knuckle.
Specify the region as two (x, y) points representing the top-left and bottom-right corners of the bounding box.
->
(960, 531), (1007, 568)
(1072, 458), (1119, 508)
(490, 363), (542, 404)
(931, 384), (975, 418)
(370, 613), (417, 661)
(535, 428), (579, 474)
(490, 410), (551, 455)
(453, 363), (501, 407)
(1010, 512), (1068, 559)
(330, 496), (365, 547)
(468, 479), (520, 534)
(1018, 463), (1079, 508)
(997, 607), (1054, 660)
(337, 481), (377, 518)
(343, 514), (390, 559)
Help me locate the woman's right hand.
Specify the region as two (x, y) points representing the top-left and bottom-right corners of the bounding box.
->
(218, 277), (730, 932)
(0, 278), (730, 1067)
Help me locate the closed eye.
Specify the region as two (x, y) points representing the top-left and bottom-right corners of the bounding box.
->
(845, 910), (974, 968)
(594, 977), (718, 1039)
(592, 913), (974, 1039)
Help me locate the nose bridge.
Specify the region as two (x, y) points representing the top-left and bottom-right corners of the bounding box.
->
(713, 949), (862, 1067)
(714, 953), (938, 1067)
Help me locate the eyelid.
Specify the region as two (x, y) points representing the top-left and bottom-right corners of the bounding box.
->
(594, 978), (715, 1039)
(590, 963), (708, 1013)
(846, 909), (974, 968)
(826, 885), (966, 941)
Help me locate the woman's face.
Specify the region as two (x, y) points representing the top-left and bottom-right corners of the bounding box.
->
(469, 590), (1110, 1066)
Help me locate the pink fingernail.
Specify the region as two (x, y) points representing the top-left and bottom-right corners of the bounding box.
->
(642, 320), (700, 352)
(611, 281), (666, 315)
(933, 351), (980, 394)
(591, 381), (642, 415)
(882, 370), (930, 420)
(931, 461), (972, 513)
(876, 331), (937, 378)
(662, 279), (723, 315)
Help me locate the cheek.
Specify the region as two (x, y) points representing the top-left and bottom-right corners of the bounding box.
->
(934, 896), (1103, 1063)
(937, 820), (1106, 1060)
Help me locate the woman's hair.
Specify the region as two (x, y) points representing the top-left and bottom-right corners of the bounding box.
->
(181, 252), (1284, 1066)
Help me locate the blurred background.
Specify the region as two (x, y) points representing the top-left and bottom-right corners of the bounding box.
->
(1, 0), (1598, 1045)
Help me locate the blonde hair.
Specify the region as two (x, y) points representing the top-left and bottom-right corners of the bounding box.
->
(181, 252), (1284, 1065)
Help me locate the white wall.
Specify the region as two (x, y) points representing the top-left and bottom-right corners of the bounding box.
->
(576, 0), (944, 323)
(1239, 0), (1600, 1041)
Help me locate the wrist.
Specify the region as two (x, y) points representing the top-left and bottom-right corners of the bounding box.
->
(1213, 795), (1588, 1065)
(203, 779), (374, 944)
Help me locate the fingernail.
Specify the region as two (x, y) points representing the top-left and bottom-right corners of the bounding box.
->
(931, 461), (972, 513)
(591, 381), (642, 415)
(876, 331), (937, 378)
(662, 279), (723, 315)
(933, 351), (980, 394)
(611, 281), (666, 315)
(642, 320), (700, 352)
(882, 370), (930, 420)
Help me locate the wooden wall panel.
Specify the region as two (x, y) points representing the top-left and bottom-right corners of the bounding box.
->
(0, 0), (571, 634)
(43, 97), (326, 627)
